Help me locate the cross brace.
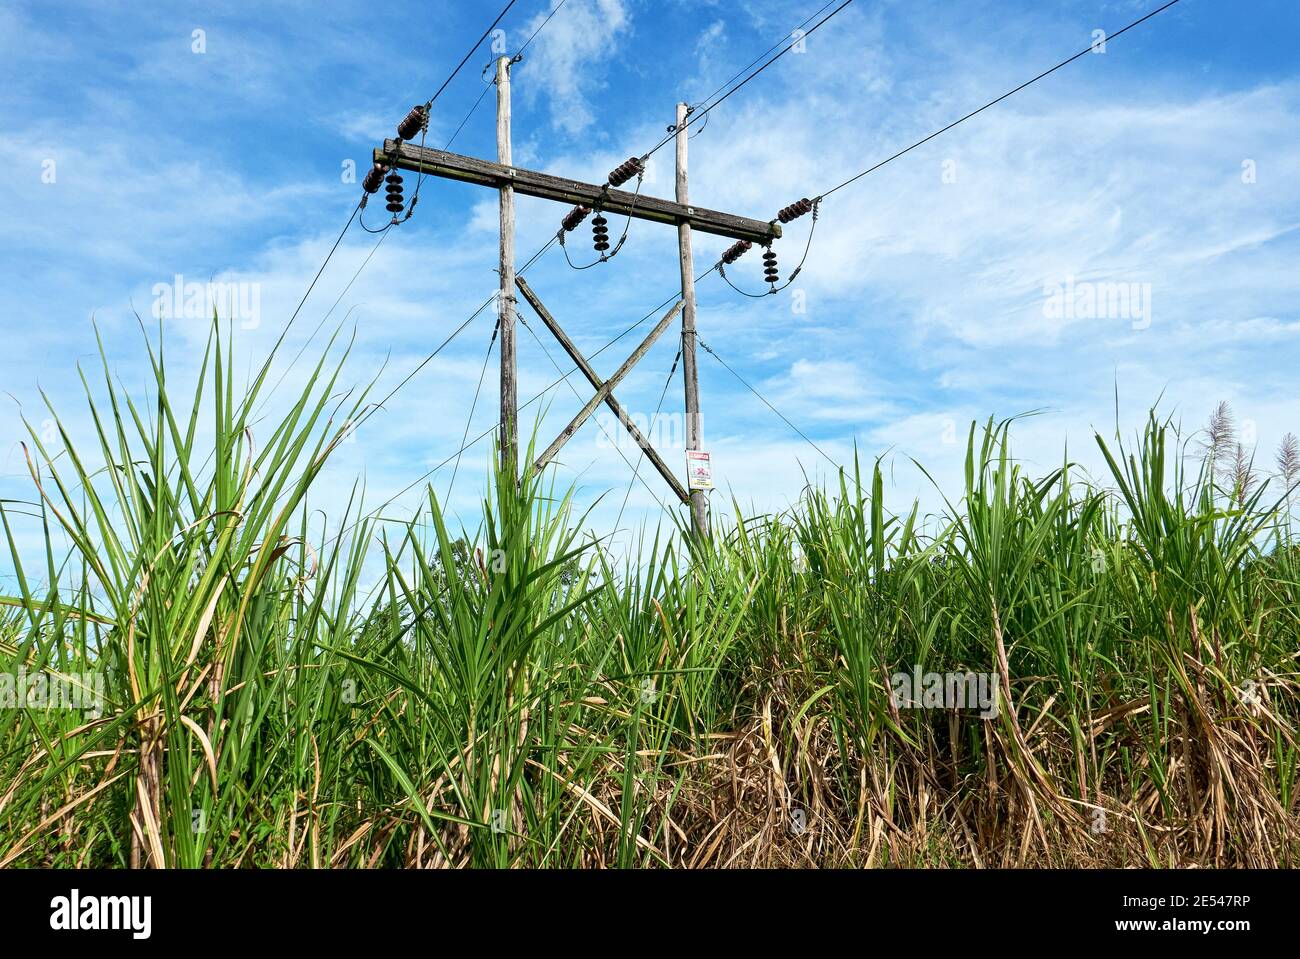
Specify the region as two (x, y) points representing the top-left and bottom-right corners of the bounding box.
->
(376, 140), (782, 245)
(516, 277), (690, 505)
(528, 292), (683, 486)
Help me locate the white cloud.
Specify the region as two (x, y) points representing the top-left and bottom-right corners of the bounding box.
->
(515, 0), (632, 135)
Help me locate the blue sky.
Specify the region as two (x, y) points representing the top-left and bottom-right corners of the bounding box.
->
(2, 0), (1299, 571)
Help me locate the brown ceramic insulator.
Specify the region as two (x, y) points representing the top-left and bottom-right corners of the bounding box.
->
(384, 172), (405, 214)
(362, 163), (388, 194)
(721, 240), (752, 265)
(561, 205), (591, 232)
(777, 198), (814, 224)
(606, 157), (644, 188)
(397, 105), (428, 140)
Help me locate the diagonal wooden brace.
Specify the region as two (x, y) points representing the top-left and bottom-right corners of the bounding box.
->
(517, 277), (690, 504)
(531, 295), (684, 479)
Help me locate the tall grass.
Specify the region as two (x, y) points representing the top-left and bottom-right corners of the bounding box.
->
(1, 322), (1296, 867)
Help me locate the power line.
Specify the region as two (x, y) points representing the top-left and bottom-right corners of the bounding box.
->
(444, 317), (500, 504)
(136, 202), (371, 494)
(257, 227), (392, 420)
(367, 295), (498, 419)
(434, 3), (571, 168)
(323, 234), (561, 463)
(641, 0), (855, 161)
(444, 79), (495, 152)
(514, 0), (568, 60)
(686, 0), (837, 125)
(699, 338), (839, 471)
(688, 0), (838, 116)
(710, 0), (1183, 294)
(818, 0), (1183, 200)
(269, 263), (524, 514)
(273, 293), (500, 521)
(696, 4), (1185, 477)
(240, 199), (363, 412)
(272, 200), (362, 351)
(421, 0), (518, 111)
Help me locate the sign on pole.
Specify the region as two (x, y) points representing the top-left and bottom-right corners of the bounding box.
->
(686, 451), (713, 491)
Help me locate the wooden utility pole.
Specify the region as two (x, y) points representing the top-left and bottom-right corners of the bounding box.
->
(496, 55), (517, 476)
(373, 85), (780, 522)
(676, 103), (708, 538)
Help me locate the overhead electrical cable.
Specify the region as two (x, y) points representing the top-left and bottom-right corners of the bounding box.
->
(716, 0), (1184, 293)
(699, 338), (839, 471)
(641, 0), (855, 160)
(817, 0), (1184, 200)
(686, 0), (838, 119)
(444, 317), (501, 504)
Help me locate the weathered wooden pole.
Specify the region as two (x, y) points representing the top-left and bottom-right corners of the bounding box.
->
(676, 102), (709, 538)
(373, 88), (779, 512)
(496, 55), (517, 477)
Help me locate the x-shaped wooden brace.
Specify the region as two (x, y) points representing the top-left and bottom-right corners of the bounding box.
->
(515, 277), (690, 505)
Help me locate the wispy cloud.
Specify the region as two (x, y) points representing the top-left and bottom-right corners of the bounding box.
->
(515, 0), (632, 134)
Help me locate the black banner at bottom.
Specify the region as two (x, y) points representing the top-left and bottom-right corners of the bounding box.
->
(0, 867), (1275, 946)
